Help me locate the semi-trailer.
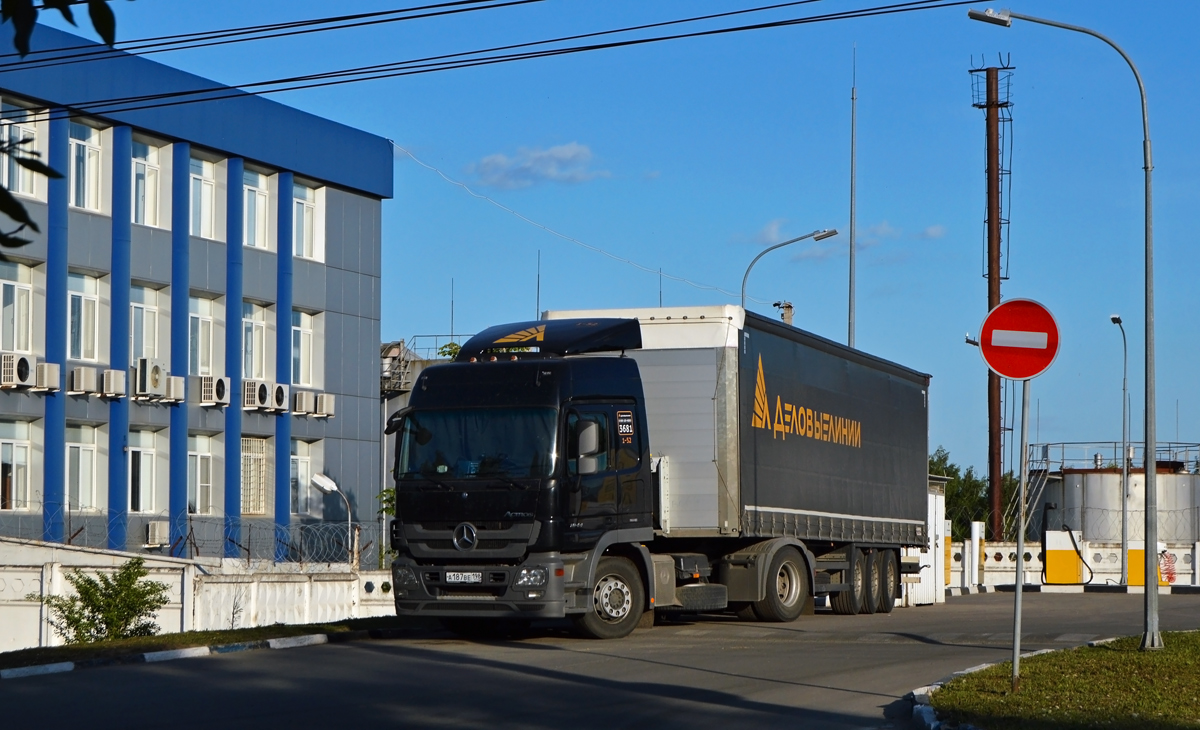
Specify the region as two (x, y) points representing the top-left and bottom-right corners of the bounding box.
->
(388, 305), (930, 638)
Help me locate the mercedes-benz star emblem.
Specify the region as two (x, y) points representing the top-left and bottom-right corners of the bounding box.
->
(452, 522), (478, 551)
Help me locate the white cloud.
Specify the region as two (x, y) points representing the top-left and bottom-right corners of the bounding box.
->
(755, 218), (787, 245)
(471, 142), (609, 189)
(917, 224), (947, 240)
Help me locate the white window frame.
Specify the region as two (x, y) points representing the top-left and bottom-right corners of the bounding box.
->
(242, 302), (266, 380)
(0, 422), (30, 511)
(66, 426), (97, 512)
(2, 104), (36, 198)
(189, 297), (214, 376)
(290, 439), (311, 515)
(190, 157), (216, 239)
(241, 437), (268, 516)
(243, 170), (269, 249)
(132, 141), (160, 227)
(68, 273), (99, 362)
(188, 435), (213, 516)
(291, 310), (314, 387)
(128, 431), (155, 514)
(0, 262), (32, 354)
(293, 184), (320, 261)
(68, 122), (101, 211)
(131, 286), (159, 361)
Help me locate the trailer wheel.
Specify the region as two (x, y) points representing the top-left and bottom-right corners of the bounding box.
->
(877, 550), (898, 613)
(573, 556), (645, 639)
(831, 547), (865, 615)
(861, 550), (881, 615)
(753, 547), (808, 622)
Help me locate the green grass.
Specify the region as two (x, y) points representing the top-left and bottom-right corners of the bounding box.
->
(932, 631), (1200, 729)
(0, 615), (436, 672)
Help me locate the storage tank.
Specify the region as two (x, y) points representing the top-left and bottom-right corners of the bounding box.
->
(1051, 468), (1195, 543)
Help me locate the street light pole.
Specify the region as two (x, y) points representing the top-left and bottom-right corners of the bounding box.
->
(968, 7), (1161, 650)
(1112, 315), (1129, 585)
(741, 229), (838, 311)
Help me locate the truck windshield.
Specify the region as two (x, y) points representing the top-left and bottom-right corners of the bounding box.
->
(395, 407), (558, 481)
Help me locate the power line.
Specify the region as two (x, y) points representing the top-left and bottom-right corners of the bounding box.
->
(390, 142), (773, 304)
(10, 0), (967, 123)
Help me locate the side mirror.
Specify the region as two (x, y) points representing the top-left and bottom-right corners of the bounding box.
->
(577, 455), (599, 476)
(578, 421), (601, 457)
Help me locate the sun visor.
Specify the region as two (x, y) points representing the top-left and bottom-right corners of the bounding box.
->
(455, 318), (642, 361)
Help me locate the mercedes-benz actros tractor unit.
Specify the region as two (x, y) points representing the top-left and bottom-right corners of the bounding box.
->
(388, 305), (930, 639)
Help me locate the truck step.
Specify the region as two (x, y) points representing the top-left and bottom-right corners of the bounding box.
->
(657, 583), (728, 613)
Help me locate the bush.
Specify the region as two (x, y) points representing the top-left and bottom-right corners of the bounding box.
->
(27, 557), (171, 644)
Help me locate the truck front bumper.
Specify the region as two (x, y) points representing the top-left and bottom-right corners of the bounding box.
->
(391, 553), (566, 619)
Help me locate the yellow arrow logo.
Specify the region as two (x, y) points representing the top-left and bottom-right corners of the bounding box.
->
(494, 325), (545, 344)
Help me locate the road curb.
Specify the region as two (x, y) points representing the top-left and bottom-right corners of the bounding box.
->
(944, 585), (997, 596)
(903, 638), (1117, 729)
(0, 625), (431, 680)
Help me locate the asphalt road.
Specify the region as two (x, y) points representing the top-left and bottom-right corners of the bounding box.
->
(4, 593), (1198, 729)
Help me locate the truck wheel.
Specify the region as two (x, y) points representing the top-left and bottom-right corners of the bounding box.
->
(730, 602), (762, 621)
(830, 547), (865, 615)
(861, 550), (881, 615)
(573, 556), (645, 639)
(753, 547), (808, 622)
(877, 550), (898, 613)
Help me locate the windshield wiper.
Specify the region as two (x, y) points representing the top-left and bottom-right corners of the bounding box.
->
(401, 473), (453, 491)
(484, 475), (531, 491)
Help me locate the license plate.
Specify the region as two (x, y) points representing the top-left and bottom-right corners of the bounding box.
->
(445, 571), (482, 584)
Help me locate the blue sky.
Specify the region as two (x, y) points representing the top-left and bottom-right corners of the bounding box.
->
(39, 1), (1200, 474)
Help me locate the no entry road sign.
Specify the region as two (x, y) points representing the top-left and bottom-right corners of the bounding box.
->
(979, 298), (1060, 380)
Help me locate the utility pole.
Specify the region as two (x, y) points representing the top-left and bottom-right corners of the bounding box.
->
(972, 62), (1012, 542)
(848, 45), (857, 349)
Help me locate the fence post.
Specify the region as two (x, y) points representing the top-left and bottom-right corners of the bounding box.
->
(352, 525), (361, 572)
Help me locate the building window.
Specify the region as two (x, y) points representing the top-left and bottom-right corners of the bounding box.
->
(129, 430), (155, 514)
(68, 273), (99, 362)
(189, 297), (214, 376)
(293, 184), (318, 260)
(131, 285), (159, 361)
(291, 310), (314, 387)
(132, 141), (160, 227)
(243, 170), (269, 249)
(188, 435), (213, 515)
(69, 122), (101, 211)
(66, 425), (97, 511)
(241, 437), (268, 516)
(190, 157), (216, 239)
(290, 439), (311, 514)
(2, 103), (36, 197)
(0, 420), (30, 511)
(242, 302), (266, 380)
(0, 260), (32, 353)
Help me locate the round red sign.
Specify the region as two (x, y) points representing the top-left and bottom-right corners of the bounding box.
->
(978, 298), (1060, 380)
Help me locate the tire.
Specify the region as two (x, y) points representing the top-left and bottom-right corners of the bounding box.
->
(439, 617), (529, 640)
(861, 550), (881, 615)
(752, 547), (808, 623)
(877, 550), (898, 614)
(572, 556), (645, 639)
(830, 547), (865, 615)
(730, 602), (762, 621)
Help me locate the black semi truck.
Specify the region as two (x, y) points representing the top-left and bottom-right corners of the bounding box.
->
(387, 306), (930, 639)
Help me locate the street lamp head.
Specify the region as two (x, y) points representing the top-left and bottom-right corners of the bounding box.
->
(968, 8), (1013, 27)
(1111, 314), (1122, 325)
(311, 473), (339, 494)
(813, 228), (839, 241)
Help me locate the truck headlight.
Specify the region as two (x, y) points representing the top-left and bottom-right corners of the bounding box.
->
(514, 567), (548, 587)
(393, 565), (420, 588)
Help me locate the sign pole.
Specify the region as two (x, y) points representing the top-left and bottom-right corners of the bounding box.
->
(1011, 377), (1030, 691)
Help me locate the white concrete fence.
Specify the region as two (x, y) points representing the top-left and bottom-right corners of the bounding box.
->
(0, 536), (394, 653)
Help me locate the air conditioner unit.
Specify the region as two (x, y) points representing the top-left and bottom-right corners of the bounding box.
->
(146, 521), (169, 547)
(292, 390), (315, 415)
(200, 375), (231, 407)
(243, 379), (270, 410)
(315, 393), (336, 419)
(165, 376), (186, 402)
(34, 362), (60, 392)
(0, 352), (36, 388)
(135, 358), (169, 399)
(269, 382), (289, 412)
(102, 369), (125, 398)
(68, 366), (98, 395)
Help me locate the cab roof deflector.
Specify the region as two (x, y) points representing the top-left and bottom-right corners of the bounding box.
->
(455, 318), (642, 361)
